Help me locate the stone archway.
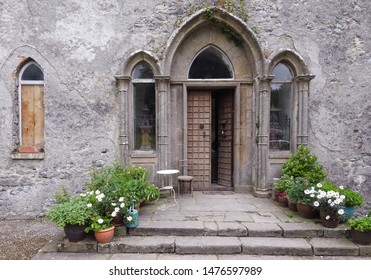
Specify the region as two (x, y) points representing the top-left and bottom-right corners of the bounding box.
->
(162, 8), (267, 194)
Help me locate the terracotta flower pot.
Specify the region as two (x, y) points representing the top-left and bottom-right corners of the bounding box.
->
(94, 226), (115, 243)
(296, 203), (318, 219)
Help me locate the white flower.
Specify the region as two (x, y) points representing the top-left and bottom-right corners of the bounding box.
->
(310, 194), (315, 198)
(304, 190), (310, 195)
(127, 216), (133, 222)
(334, 199), (341, 205)
(317, 183), (323, 188)
(340, 195), (345, 200)
(338, 209), (344, 215)
(97, 218), (104, 224)
(119, 197), (124, 202)
(95, 190), (101, 195)
(330, 203), (335, 207)
(120, 203), (125, 208)
(328, 199), (332, 204)
(115, 207), (120, 212)
(111, 211), (117, 217)
(111, 203), (116, 206)
(87, 203), (92, 208)
(80, 193), (86, 197)
(313, 201), (319, 207)
(339, 186), (344, 190)
(326, 215), (330, 220)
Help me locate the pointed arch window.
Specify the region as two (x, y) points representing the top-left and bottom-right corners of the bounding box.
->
(132, 61), (156, 151)
(269, 63), (293, 151)
(18, 62), (45, 151)
(188, 46), (233, 79)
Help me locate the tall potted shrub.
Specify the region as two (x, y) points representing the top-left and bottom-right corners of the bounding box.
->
(280, 145), (327, 184)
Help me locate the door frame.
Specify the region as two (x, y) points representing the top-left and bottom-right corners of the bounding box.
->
(182, 82), (241, 190)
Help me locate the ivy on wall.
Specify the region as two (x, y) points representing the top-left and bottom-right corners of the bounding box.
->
(185, 0), (247, 47)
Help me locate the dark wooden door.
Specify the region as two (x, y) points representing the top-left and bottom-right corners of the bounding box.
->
(187, 91), (212, 189)
(216, 93), (233, 187)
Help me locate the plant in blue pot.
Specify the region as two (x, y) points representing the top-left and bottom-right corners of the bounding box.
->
(338, 186), (364, 223)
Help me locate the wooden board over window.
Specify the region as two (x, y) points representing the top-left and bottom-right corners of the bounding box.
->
(21, 84), (44, 148)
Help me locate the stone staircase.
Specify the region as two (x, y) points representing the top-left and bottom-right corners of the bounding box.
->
(39, 220), (370, 258)
(35, 192), (371, 259)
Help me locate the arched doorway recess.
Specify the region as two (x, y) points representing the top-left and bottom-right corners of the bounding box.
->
(163, 8), (266, 193)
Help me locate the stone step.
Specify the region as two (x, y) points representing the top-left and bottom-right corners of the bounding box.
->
(127, 220), (349, 238)
(42, 235), (370, 257)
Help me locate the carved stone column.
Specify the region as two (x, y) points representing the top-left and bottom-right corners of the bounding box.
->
(296, 75), (314, 147)
(255, 76), (273, 197)
(155, 76), (170, 170)
(114, 75), (130, 166)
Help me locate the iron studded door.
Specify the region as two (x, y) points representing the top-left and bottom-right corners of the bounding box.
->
(187, 91), (212, 189)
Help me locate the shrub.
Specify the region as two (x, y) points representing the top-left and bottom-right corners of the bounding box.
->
(348, 216), (371, 232)
(47, 196), (91, 228)
(281, 145), (327, 184)
(274, 174), (295, 193)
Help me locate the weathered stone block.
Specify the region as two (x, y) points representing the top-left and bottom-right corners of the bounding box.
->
(240, 237), (313, 256)
(310, 238), (359, 256)
(176, 236), (241, 254)
(109, 236), (175, 254)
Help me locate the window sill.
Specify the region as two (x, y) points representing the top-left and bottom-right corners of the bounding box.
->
(131, 151), (156, 158)
(269, 150), (291, 159)
(11, 152), (45, 160)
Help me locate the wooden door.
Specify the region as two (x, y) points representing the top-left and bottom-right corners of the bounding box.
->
(187, 91), (212, 189)
(216, 93), (233, 187)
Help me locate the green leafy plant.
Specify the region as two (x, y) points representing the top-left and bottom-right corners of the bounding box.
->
(274, 174), (295, 193)
(285, 177), (309, 203)
(321, 181), (363, 207)
(338, 187), (363, 207)
(347, 216), (371, 232)
(85, 215), (113, 232)
(281, 145), (327, 184)
(47, 196), (91, 228)
(54, 185), (71, 204)
(86, 162), (159, 207)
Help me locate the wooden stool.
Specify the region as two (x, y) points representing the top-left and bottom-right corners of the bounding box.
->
(177, 160), (193, 196)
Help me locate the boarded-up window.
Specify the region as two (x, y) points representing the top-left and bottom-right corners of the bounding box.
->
(19, 62), (44, 149)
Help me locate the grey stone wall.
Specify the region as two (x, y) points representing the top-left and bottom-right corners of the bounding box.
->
(0, 0), (370, 218)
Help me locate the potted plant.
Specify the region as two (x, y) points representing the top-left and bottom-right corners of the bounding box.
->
(347, 214), (371, 245)
(47, 195), (91, 242)
(273, 174), (294, 202)
(339, 187), (363, 223)
(280, 145), (327, 185)
(285, 177), (305, 211)
(312, 187), (345, 228)
(83, 189), (131, 243)
(85, 216), (115, 244)
(321, 181), (364, 223)
(295, 180), (320, 219)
